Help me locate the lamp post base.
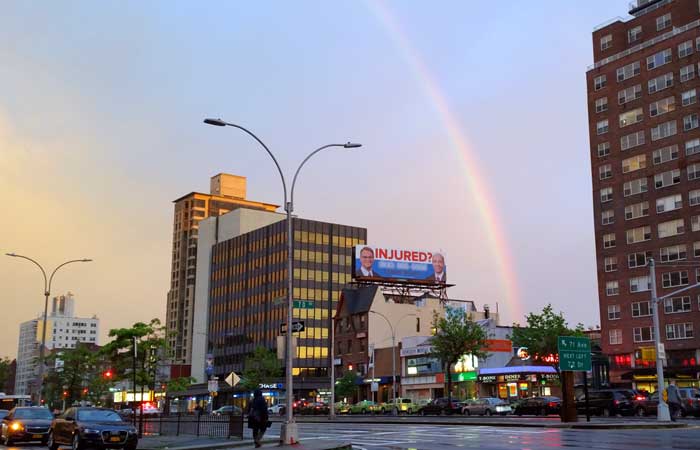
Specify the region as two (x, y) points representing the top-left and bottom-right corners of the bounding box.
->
(280, 421), (299, 445)
(657, 402), (671, 421)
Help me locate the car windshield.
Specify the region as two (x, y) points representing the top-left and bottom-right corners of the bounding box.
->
(77, 410), (122, 422)
(13, 408), (53, 420)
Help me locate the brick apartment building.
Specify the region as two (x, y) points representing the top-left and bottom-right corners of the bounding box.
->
(587, 0), (700, 390)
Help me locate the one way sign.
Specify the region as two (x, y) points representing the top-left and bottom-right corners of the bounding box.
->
(280, 321), (305, 334)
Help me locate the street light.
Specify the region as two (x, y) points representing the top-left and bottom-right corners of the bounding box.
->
(204, 117), (361, 444)
(369, 311), (416, 415)
(5, 253), (92, 404)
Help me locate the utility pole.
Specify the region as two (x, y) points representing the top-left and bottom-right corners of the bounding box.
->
(132, 336), (137, 427)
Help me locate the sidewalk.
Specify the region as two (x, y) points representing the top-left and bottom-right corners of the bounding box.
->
(138, 435), (351, 450)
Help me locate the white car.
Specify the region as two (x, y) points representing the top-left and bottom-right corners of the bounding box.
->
(268, 404), (286, 415)
(134, 403), (161, 416)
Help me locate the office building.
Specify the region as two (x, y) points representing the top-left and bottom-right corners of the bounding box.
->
(588, 0), (700, 389)
(165, 174), (278, 375)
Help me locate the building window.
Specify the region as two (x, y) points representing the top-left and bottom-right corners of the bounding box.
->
(691, 189), (700, 206)
(646, 49), (671, 70)
(664, 296), (691, 314)
(622, 155), (645, 173)
(629, 26), (642, 43)
(606, 280), (619, 296)
(689, 163), (700, 181)
(609, 329), (623, 345)
(653, 144), (679, 164)
(649, 96), (675, 117)
(658, 219), (685, 238)
(628, 251), (652, 268)
(660, 244), (687, 262)
(693, 215), (700, 232)
(619, 108), (644, 128)
(632, 302), (652, 318)
(656, 194), (682, 213)
(624, 178), (648, 196)
(683, 113), (699, 131)
(686, 139), (700, 156)
(618, 84), (642, 104)
(648, 72), (673, 93)
(600, 187), (613, 202)
(695, 242), (700, 258)
(603, 233), (616, 249)
(654, 169), (681, 189)
(602, 209), (615, 225)
(682, 89), (697, 107)
(626, 225), (651, 244)
(666, 323), (693, 340)
(595, 97), (608, 113)
(601, 34), (613, 51)
(608, 305), (621, 320)
(656, 13), (671, 31)
(651, 120), (677, 141)
(662, 271), (689, 288)
(598, 142), (611, 158)
(629, 275), (651, 293)
(618, 61), (641, 81)
(679, 40), (694, 58)
(620, 130), (645, 151)
(597, 119), (609, 135)
(625, 201), (649, 220)
(599, 164), (613, 179)
(680, 64), (695, 83)
(633, 326), (655, 343)
(594, 75), (607, 91)
(604, 256), (618, 272)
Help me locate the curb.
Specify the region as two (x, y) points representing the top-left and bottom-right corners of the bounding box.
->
(139, 437), (275, 450)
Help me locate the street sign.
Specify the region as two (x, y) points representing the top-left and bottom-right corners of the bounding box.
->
(557, 336), (591, 371)
(371, 382), (379, 392)
(276, 335), (297, 359)
(280, 321), (305, 334)
(207, 379), (218, 393)
(293, 300), (314, 309)
(225, 372), (240, 387)
(657, 343), (666, 360)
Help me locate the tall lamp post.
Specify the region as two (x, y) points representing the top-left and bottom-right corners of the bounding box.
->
(5, 253), (92, 404)
(204, 117), (361, 444)
(369, 311), (416, 415)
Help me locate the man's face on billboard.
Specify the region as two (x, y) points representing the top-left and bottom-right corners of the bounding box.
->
(360, 249), (374, 270)
(432, 254), (445, 274)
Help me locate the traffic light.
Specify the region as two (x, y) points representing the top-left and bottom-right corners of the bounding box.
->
(63, 391), (69, 397)
(83, 388), (89, 395)
(103, 369), (113, 379)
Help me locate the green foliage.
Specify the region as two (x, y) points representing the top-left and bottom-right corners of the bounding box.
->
(165, 376), (195, 393)
(0, 357), (12, 390)
(241, 347), (281, 391)
(431, 308), (488, 401)
(510, 303), (584, 369)
(335, 370), (359, 399)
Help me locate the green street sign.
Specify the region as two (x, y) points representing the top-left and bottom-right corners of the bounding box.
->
(293, 300), (314, 309)
(557, 336), (591, 371)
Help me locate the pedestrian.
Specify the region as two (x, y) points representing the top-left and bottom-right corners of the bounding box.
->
(667, 381), (682, 421)
(247, 389), (270, 448)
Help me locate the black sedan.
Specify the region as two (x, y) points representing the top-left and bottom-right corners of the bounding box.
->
(48, 407), (138, 450)
(513, 396), (561, 416)
(1, 406), (53, 445)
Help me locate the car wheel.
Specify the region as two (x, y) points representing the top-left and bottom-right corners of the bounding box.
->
(602, 408), (611, 417)
(72, 433), (82, 450)
(47, 431), (59, 450)
(635, 407), (646, 417)
(485, 409), (492, 417)
(516, 410), (522, 416)
(407, 409), (412, 415)
(419, 409), (425, 416)
(539, 407), (546, 416)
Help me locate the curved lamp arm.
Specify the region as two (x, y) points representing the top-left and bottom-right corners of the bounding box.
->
(48, 259), (93, 293)
(6, 253), (48, 294)
(369, 310), (394, 337)
(290, 144), (345, 210)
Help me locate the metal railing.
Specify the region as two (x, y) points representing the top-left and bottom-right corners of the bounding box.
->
(140, 414), (244, 439)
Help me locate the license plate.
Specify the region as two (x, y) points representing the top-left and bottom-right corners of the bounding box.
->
(32, 434), (43, 439)
(110, 436), (121, 442)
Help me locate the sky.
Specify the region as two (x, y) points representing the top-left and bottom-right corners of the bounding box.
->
(0, 0), (630, 359)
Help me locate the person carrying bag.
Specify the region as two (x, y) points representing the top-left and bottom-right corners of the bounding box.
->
(247, 389), (270, 448)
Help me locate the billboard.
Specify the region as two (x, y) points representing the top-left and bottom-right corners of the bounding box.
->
(353, 245), (447, 283)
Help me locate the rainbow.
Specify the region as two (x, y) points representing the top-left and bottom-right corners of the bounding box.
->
(366, 1), (522, 322)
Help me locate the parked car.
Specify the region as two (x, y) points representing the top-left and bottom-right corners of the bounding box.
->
(633, 391), (659, 417)
(348, 400), (376, 415)
(300, 402), (329, 415)
(48, 407), (137, 450)
(462, 397), (512, 416)
(513, 396), (561, 416)
(418, 397), (462, 415)
(334, 402), (350, 414)
(134, 402), (161, 416)
(212, 405), (243, 416)
(1, 406), (53, 446)
(292, 400), (310, 414)
(375, 398), (418, 415)
(576, 389), (634, 417)
(268, 404), (286, 416)
(677, 388), (700, 417)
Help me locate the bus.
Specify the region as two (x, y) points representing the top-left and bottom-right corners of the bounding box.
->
(0, 393), (32, 410)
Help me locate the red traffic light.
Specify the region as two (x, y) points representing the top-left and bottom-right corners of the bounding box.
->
(103, 370), (113, 379)
(63, 391), (68, 397)
(82, 388), (88, 394)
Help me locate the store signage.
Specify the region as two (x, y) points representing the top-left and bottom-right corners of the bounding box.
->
(353, 245), (447, 283)
(503, 374), (521, 382)
(400, 346), (433, 357)
(477, 375), (497, 383)
(486, 339), (512, 353)
(259, 383), (284, 389)
(516, 347), (530, 361)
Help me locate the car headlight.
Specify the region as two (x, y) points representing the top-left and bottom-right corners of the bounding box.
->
(82, 428), (101, 434)
(10, 422), (23, 431)
(128, 427), (138, 434)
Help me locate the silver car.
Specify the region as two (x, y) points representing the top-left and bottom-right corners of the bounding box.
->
(462, 398), (511, 416)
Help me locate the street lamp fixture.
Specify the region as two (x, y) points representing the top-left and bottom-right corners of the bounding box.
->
(5, 253), (92, 404)
(203, 117), (361, 444)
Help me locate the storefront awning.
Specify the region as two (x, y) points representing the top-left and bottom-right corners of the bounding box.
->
(479, 366), (557, 376)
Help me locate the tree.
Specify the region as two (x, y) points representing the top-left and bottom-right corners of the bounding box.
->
(164, 376), (195, 393)
(335, 370), (359, 401)
(0, 357), (12, 392)
(241, 347), (281, 392)
(43, 344), (112, 409)
(510, 303), (585, 373)
(430, 308), (488, 404)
